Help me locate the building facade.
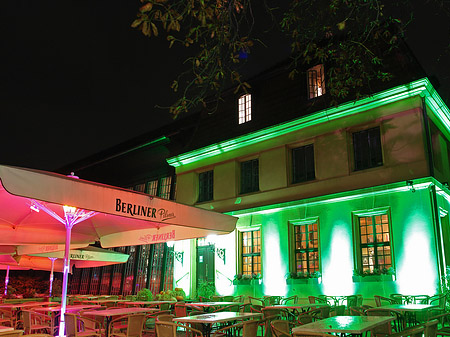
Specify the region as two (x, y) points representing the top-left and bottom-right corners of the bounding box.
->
(62, 49), (450, 300)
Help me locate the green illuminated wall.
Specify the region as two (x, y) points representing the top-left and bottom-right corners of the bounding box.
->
(168, 78), (450, 300)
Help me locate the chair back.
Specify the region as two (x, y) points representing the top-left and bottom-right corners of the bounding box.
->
(233, 295), (244, 303)
(262, 307), (287, 320)
(64, 313), (78, 337)
(374, 295), (393, 307)
(157, 314), (175, 322)
(424, 319), (438, 337)
(242, 319), (260, 337)
(346, 295), (358, 308)
(174, 303), (187, 317)
(308, 296), (327, 305)
(126, 313), (146, 337)
(280, 296), (298, 305)
(159, 302), (170, 310)
(21, 311), (32, 335)
(222, 296), (234, 302)
(249, 297), (265, 306)
(410, 295), (429, 304)
(213, 304), (240, 313)
(270, 320), (292, 337)
(155, 321), (175, 337)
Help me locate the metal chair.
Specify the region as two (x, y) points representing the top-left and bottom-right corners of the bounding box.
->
(108, 313), (146, 337)
(365, 308), (404, 333)
(155, 321), (203, 337)
(65, 313), (102, 337)
(143, 310), (171, 336)
(374, 295), (395, 307)
(212, 304), (240, 313)
(212, 319), (260, 337)
(21, 311), (52, 336)
(270, 319), (295, 337)
(308, 296), (328, 305)
(280, 296), (298, 305)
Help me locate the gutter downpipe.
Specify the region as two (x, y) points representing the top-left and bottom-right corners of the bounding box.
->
(423, 97), (446, 285)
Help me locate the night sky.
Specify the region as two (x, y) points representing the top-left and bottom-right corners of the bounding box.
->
(1, 1), (450, 172)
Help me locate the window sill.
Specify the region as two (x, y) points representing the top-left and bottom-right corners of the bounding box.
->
(352, 274), (395, 282)
(286, 278), (320, 285)
(233, 279), (262, 286)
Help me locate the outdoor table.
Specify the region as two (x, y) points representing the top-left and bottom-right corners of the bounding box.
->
(266, 303), (329, 316)
(378, 304), (437, 326)
(292, 315), (394, 336)
(33, 304), (103, 335)
(0, 302), (60, 326)
(0, 326), (14, 332)
(123, 300), (176, 308)
(185, 302), (242, 312)
(174, 311), (262, 337)
(77, 299), (128, 305)
(82, 306), (158, 337)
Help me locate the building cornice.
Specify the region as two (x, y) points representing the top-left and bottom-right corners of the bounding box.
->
(167, 78), (450, 168)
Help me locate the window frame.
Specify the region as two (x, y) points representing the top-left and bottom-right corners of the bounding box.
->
(238, 93), (252, 124)
(236, 227), (262, 277)
(351, 126), (383, 171)
(307, 64), (326, 99)
(198, 170), (214, 203)
(289, 217), (321, 276)
(352, 207), (394, 275)
(291, 143), (316, 184)
(240, 158), (259, 195)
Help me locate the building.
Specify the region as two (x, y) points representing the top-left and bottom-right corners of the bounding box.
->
(61, 43), (450, 300)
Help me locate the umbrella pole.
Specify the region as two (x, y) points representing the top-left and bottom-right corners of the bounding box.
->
(49, 257), (57, 297)
(58, 226), (72, 337)
(3, 265), (9, 296)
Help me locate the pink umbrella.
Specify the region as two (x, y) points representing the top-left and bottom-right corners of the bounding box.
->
(0, 165), (237, 336)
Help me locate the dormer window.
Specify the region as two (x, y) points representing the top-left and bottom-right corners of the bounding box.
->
(307, 64), (325, 99)
(238, 93), (252, 124)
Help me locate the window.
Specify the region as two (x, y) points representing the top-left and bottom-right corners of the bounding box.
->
(146, 176), (173, 200)
(198, 170), (214, 202)
(294, 221), (319, 275)
(353, 126), (383, 171)
(241, 230), (261, 276)
(358, 213), (392, 274)
(307, 64), (325, 99)
(240, 159), (259, 194)
(292, 144), (315, 184)
(238, 93), (252, 124)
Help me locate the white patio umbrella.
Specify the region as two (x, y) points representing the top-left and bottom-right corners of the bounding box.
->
(0, 164), (237, 336)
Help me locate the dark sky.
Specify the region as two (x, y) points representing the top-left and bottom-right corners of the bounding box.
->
(1, 1), (450, 172)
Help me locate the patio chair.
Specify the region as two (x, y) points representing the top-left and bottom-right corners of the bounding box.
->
(270, 319), (296, 337)
(388, 325), (424, 337)
(65, 313), (102, 337)
(264, 296), (282, 306)
(212, 304), (240, 313)
(307, 296), (328, 305)
(233, 295), (244, 303)
(222, 296), (234, 302)
(0, 309), (14, 327)
(156, 314), (175, 323)
(296, 313), (315, 325)
(424, 319), (438, 337)
(212, 319), (260, 337)
(262, 307), (290, 321)
(143, 310), (171, 336)
(345, 295), (358, 313)
(365, 308), (404, 333)
(174, 303), (188, 317)
(426, 312), (450, 335)
(21, 310), (52, 335)
(390, 294), (409, 304)
(374, 295), (395, 307)
(108, 313), (146, 337)
(410, 295), (430, 304)
(155, 321), (203, 337)
(330, 305), (346, 316)
(280, 296), (298, 305)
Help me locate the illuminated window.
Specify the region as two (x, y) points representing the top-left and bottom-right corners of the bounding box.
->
(294, 221), (319, 274)
(240, 159), (259, 194)
(241, 230), (261, 276)
(238, 93), (252, 124)
(307, 64), (325, 99)
(358, 213), (392, 274)
(292, 144), (315, 184)
(198, 170), (214, 202)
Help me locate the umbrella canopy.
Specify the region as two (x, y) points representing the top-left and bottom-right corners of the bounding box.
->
(0, 164), (237, 336)
(30, 245), (130, 268)
(0, 165), (236, 246)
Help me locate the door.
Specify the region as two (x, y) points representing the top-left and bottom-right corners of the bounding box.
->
(197, 244), (215, 288)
